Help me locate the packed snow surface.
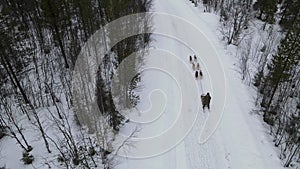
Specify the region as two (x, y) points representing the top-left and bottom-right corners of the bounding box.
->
(116, 0), (285, 169)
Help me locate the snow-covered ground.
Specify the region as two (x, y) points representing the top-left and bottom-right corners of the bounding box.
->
(116, 0), (286, 169)
(0, 0), (289, 169)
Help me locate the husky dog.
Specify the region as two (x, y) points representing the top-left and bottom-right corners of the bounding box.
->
(197, 63), (200, 70)
(199, 70), (203, 79)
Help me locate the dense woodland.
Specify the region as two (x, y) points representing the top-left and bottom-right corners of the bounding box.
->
(0, 0), (151, 168)
(0, 0), (299, 168)
(198, 0), (299, 167)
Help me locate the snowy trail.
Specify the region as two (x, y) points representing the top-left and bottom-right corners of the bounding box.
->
(117, 0), (223, 168)
(116, 0), (285, 169)
(151, 1), (226, 169)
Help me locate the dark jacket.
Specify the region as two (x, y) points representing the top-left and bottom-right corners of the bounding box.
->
(203, 93), (211, 106)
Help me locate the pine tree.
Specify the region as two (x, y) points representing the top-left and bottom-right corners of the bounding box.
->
(253, 0), (277, 24)
(262, 28), (300, 111)
(279, 0), (300, 30)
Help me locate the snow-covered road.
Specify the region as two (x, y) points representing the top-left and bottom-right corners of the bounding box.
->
(116, 0), (286, 169)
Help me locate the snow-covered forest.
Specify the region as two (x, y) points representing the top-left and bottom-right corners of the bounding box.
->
(0, 0), (299, 169)
(0, 0), (152, 168)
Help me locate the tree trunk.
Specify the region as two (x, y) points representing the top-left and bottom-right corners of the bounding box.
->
(1, 56), (32, 107)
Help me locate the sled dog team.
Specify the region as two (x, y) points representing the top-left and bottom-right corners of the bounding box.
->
(189, 55), (203, 79)
(189, 55), (211, 110)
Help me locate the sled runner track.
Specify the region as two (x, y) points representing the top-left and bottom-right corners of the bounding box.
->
(185, 54), (223, 169)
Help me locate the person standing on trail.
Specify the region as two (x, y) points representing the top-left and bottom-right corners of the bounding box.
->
(201, 92), (211, 110)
